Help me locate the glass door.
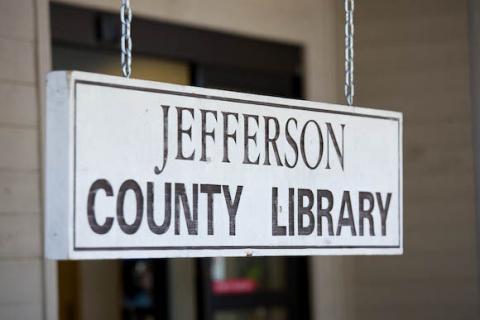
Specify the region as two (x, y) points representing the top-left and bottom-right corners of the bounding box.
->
(198, 257), (309, 320)
(52, 4), (306, 320)
(194, 65), (309, 320)
(53, 43), (191, 320)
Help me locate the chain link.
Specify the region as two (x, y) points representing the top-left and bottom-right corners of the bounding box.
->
(345, 0), (354, 106)
(120, 0), (132, 78)
(119, 1), (351, 94)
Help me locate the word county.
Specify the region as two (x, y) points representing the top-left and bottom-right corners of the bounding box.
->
(87, 181), (393, 237)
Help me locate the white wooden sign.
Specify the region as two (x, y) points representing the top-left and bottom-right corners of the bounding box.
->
(45, 71), (403, 259)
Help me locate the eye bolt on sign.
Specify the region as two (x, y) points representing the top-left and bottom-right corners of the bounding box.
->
(45, 71), (403, 260)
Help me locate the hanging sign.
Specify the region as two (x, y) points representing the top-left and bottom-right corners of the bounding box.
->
(45, 71), (403, 259)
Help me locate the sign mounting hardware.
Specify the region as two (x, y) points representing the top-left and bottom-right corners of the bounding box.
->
(345, 0), (355, 106)
(120, 0), (132, 78)
(45, 71), (403, 260)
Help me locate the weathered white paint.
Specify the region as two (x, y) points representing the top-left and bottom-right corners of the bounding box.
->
(45, 71), (402, 259)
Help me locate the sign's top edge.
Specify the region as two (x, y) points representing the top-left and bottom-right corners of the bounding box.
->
(48, 70), (403, 121)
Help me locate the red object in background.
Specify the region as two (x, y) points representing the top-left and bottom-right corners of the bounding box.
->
(212, 278), (258, 295)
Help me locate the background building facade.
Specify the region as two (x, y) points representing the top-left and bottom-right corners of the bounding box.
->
(0, 0), (478, 319)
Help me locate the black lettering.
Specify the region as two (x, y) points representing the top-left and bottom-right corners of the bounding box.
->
(243, 114), (260, 165)
(200, 184), (221, 235)
(147, 182), (171, 235)
(298, 189), (315, 235)
(263, 116), (283, 166)
(359, 192), (375, 236)
(376, 192), (392, 236)
(325, 123), (345, 170)
(87, 179), (114, 234)
(336, 191), (356, 236)
(154, 105), (170, 174)
(317, 189), (334, 236)
(272, 187), (286, 236)
(174, 183), (198, 235)
(222, 112), (238, 163)
(200, 109), (217, 162)
(300, 120), (323, 169)
(117, 180), (143, 235)
(223, 185), (243, 235)
(285, 117), (299, 168)
(176, 107), (195, 160)
(289, 188), (295, 235)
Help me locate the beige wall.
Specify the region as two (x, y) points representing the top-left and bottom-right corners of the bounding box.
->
(350, 0), (479, 318)
(0, 0), (477, 319)
(0, 0), (52, 319)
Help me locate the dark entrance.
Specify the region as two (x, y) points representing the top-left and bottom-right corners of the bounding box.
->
(51, 3), (309, 320)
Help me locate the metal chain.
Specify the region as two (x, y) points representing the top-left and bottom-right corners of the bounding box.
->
(120, 0), (132, 78)
(345, 0), (354, 106)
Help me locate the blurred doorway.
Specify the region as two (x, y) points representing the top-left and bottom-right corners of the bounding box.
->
(53, 43), (191, 320)
(51, 3), (307, 320)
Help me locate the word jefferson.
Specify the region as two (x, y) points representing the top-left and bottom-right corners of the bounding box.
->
(154, 105), (345, 174)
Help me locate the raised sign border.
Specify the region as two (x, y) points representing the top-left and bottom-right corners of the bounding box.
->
(72, 78), (402, 253)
